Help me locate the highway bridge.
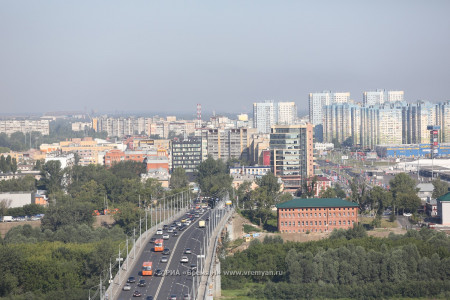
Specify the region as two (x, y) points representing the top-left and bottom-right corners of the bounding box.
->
(105, 198), (232, 300)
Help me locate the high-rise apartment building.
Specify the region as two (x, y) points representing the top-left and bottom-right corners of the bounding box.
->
(171, 137), (202, 175)
(277, 102), (297, 125)
(253, 101), (297, 133)
(309, 91), (350, 142)
(363, 89), (404, 106)
(253, 101), (276, 134)
(200, 128), (255, 161)
(270, 123), (314, 192)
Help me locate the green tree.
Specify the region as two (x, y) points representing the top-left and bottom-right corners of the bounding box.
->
(170, 167), (189, 189)
(389, 173), (419, 214)
(365, 186), (392, 216)
(39, 160), (64, 194)
(196, 156), (232, 197)
(320, 186), (337, 198)
(41, 202), (94, 231)
(432, 178), (449, 199)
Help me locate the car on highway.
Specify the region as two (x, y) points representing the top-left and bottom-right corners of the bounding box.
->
(403, 212), (412, 217)
(180, 256), (189, 263)
(176, 222), (182, 226)
(163, 247), (171, 255)
(133, 290), (142, 297)
(168, 294), (177, 300)
(185, 220), (191, 225)
(167, 227), (174, 233)
(163, 225), (169, 230)
(183, 294), (191, 300)
(163, 234), (170, 240)
(127, 276), (136, 283)
(123, 283), (131, 291)
(138, 279), (146, 287)
(194, 214), (199, 218)
(150, 237), (157, 243)
(146, 296), (154, 300)
(172, 231), (178, 237)
(178, 226), (186, 231)
(184, 248), (191, 254)
(206, 217), (210, 221)
(190, 264), (197, 271)
(155, 269), (163, 276)
(161, 256), (168, 263)
(156, 228), (163, 235)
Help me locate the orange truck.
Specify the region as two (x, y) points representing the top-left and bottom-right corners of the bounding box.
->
(142, 261), (153, 276)
(154, 239), (164, 252)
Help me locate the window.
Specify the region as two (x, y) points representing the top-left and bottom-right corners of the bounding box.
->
(339, 221), (341, 225)
(289, 222), (291, 226)
(319, 221), (321, 225)
(298, 221), (301, 226)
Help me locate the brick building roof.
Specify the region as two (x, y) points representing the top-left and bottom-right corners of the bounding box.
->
(276, 198), (358, 209)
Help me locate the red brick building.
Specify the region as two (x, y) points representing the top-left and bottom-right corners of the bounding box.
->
(104, 149), (169, 172)
(307, 176), (332, 197)
(277, 198), (359, 233)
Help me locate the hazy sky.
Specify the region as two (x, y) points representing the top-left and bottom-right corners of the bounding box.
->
(1, 1), (449, 116)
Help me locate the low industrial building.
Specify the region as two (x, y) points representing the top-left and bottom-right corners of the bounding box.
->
(276, 198), (359, 233)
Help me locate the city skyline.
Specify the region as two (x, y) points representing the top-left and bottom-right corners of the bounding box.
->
(1, 1), (449, 114)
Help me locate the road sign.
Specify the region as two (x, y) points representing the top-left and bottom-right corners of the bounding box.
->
(116, 258), (123, 262)
(198, 255), (205, 258)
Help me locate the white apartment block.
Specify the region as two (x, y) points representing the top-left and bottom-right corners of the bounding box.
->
(363, 89), (404, 106)
(309, 91), (350, 126)
(253, 101), (276, 133)
(71, 122), (92, 132)
(253, 101), (297, 133)
(0, 120), (50, 136)
(277, 102), (297, 125)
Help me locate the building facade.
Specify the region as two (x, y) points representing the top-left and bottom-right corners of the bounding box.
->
(277, 198), (359, 233)
(0, 119), (50, 136)
(270, 123), (314, 192)
(171, 137), (202, 174)
(363, 89), (404, 106)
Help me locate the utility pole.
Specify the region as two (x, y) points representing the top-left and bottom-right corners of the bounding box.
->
(133, 228), (136, 259)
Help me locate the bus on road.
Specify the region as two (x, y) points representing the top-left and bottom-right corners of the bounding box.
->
(154, 239), (164, 252)
(142, 261), (153, 276)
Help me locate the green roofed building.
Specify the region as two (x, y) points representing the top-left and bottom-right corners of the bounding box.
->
(276, 198), (359, 233)
(437, 192), (450, 225)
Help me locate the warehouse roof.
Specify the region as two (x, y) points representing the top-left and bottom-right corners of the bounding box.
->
(276, 198), (358, 209)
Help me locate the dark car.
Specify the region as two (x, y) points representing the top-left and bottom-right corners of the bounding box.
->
(150, 237), (157, 243)
(127, 276), (136, 283)
(138, 279), (146, 287)
(133, 290), (142, 297)
(190, 264), (197, 271)
(172, 231), (178, 237)
(155, 269), (164, 276)
(146, 297), (154, 300)
(163, 225), (169, 230)
(178, 226), (186, 231)
(163, 247), (170, 255)
(206, 217), (210, 221)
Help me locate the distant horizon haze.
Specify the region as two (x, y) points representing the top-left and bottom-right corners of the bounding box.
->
(1, 1), (449, 114)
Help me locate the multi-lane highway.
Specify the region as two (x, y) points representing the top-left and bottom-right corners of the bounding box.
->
(117, 202), (227, 300)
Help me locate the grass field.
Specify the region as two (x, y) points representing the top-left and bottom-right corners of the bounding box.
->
(360, 216), (398, 228)
(220, 285), (257, 300)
